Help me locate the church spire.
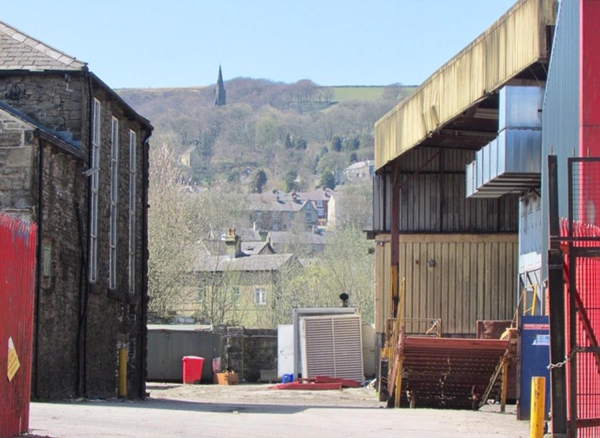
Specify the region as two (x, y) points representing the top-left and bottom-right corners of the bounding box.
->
(214, 65), (226, 106)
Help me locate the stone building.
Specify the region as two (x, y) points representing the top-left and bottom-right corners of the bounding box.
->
(179, 230), (302, 328)
(248, 190), (319, 231)
(0, 22), (152, 399)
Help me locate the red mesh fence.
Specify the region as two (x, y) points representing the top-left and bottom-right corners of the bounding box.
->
(561, 219), (600, 437)
(0, 213), (37, 438)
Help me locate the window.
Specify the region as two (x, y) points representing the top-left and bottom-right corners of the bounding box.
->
(196, 286), (205, 302)
(232, 287), (241, 302)
(109, 117), (119, 289)
(89, 98), (101, 283)
(317, 200), (323, 208)
(273, 212), (280, 221)
(128, 130), (137, 295)
(256, 211), (262, 219)
(254, 288), (266, 305)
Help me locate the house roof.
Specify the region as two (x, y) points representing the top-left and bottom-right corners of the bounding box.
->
(345, 160), (374, 172)
(267, 231), (329, 246)
(0, 21), (87, 71)
(0, 21), (153, 133)
(294, 188), (333, 202)
(248, 193), (307, 212)
(196, 253), (295, 272)
(248, 189), (334, 212)
(241, 241), (272, 255)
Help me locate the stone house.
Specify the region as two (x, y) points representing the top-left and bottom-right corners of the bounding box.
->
(266, 230), (330, 255)
(343, 160), (374, 181)
(0, 22), (152, 399)
(180, 231), (302, 328)
(248, 190), (319, 231)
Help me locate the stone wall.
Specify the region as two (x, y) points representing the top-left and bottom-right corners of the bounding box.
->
(0, 110), (36, 214)
(217, 326), (277, 382)
(0, 72), (151, 400)
(0, 73), (84, 143)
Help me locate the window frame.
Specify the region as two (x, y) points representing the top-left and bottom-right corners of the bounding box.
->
(89, 98), (101, 283)
(128, 130), (137, 295)
(254, 288), (267, 305)
(109, 116), (119, 290)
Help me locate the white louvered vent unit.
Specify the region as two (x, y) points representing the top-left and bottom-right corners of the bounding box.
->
(301, 314), (364, 382)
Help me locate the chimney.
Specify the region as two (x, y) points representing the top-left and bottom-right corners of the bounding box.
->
(253, 221), (258, 231)
(224, 228), (241, 258)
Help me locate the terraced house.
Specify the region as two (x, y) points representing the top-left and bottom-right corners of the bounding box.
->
(0, 22), (152, 399)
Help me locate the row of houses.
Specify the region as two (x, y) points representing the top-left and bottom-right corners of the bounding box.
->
(0, 21), (151, 399)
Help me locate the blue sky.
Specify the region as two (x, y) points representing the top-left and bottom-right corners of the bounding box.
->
(3, 1), (516, 89)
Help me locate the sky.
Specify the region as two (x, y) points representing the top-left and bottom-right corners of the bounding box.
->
(3, 0), (517, 89)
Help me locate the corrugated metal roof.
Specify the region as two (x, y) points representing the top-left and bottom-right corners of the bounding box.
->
(375, 0), (557, 170)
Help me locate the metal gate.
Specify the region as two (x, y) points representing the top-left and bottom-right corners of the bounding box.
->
(561, 158), (600, 437)
(0, 213), (38, 438)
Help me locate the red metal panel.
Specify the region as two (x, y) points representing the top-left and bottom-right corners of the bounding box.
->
(562, 219), (600, 438)
(581, 0), (600, 227)
(0, 213), (37, 438)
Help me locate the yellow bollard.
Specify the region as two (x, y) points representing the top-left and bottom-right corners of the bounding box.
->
(119, 348), (128, 398)
(530, 376), (546, 438)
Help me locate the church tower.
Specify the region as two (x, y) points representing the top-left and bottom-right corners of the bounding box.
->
(214, 65), (226, 106)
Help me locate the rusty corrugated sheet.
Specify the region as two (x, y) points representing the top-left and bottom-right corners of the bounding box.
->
(0, 213), (37, 438)
(375, 0), (557, 170)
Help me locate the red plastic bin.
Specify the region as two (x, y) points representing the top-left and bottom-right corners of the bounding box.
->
(182, 356), (204, 384)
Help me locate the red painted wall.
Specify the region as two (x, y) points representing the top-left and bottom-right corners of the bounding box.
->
(0, 214), (37, 438)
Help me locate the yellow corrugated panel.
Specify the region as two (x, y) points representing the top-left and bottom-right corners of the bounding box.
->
(375, 0), (557, 170)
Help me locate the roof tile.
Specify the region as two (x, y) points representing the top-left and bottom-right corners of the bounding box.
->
(0, 20), (86, 71)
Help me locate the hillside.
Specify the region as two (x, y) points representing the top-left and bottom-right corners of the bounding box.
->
(117, 78), (415, 189)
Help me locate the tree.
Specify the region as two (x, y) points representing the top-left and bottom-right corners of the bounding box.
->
(331, 135), (342, 152)
(269, 227), (375, 327)
(284, 169), (298, 192)
(284, 133), (294, 149)
(330, 179), (373, 230)
(319, 169), (336, 190)
(348, 152), (358, 165)
(249, 169), (268, 193)
(294, 138), (307, 150)
(346, 136), (360, 151)
(148, 143), (204, 317)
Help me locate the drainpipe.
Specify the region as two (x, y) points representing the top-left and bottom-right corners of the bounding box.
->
(140, 131), (151, 398)
(33, 138), (45, 399)
(81, 69), (95, 396)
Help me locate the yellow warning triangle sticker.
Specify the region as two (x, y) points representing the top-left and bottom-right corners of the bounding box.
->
(7, 336), (20, 382)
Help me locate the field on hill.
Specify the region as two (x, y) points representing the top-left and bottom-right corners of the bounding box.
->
(117, 78), (412, 189)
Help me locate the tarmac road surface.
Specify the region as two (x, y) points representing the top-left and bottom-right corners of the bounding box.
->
(26, 384), (530, 438)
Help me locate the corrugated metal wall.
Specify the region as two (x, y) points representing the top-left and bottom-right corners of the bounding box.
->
(0, 214), (37, 438)
(391, 148), (519, 232)
(399, 234), (518, 336)
(375, 0), (557, 169)
(374, 233), (518, 336)
(374, 234), (391, 333)
(540, 0), (580, 279)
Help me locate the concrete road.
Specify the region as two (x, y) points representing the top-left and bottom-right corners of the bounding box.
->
(28, 397), (530, 438)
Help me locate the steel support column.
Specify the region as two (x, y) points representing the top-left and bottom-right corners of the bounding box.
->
(547, 155), (568, 437)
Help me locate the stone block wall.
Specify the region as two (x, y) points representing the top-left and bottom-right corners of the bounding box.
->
(0, 110), (36, 213)
(0, 73), (84, 143)
(0, 72), (151, 400)
(217, 326), (277, 382)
